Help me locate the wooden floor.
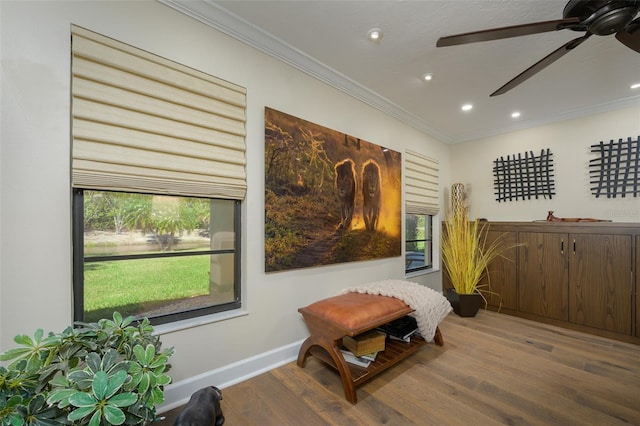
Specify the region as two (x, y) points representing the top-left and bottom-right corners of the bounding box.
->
(158, 311), (640, 425)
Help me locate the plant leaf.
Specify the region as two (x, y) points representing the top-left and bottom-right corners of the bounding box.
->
(46, 388), (78, 406)
(67, 369), (92, 389)
(85, 353), (101, 374)
(112, 312), (123, 326)
(92, 371), (108, 400)
(67, 405), (95, 421)
(101, 349), (118, 372)
(6, 413), (24, 426)
(150, 355), (169, 369)
(137, 373), (150, 395)
(104, 370), (127, 399)
(107, 392), (138, 408)
(155, 373), (171, 386)
(88, 410), (102, 426)
(0, 347), (31, 362)
(14, 331), (37, 347)
(68, 392), (97, 408)
(144, 344), (155, 364)
(47, 374), (70, 388)
(103, 405), (126, 425)
(133, 345), (146, 364)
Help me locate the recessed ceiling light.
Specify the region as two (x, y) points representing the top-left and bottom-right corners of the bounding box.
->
(367, 28), (383, 41)
(422, 73), (433, 81)
(461, 104), (473, 112)
(631, 83), (640, 89)
(511, 111), (521, 118)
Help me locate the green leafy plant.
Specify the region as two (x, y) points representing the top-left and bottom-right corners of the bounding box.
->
(0, 312), (173, 426)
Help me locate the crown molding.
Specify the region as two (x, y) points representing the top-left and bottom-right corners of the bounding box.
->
(159, 0), (638, 145)
(158, 0), (452, 143)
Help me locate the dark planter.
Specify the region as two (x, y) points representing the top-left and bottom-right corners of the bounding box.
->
(446, 288), (484, 317)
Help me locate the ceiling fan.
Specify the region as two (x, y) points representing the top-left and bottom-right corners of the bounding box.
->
(436, 0), (640, 96)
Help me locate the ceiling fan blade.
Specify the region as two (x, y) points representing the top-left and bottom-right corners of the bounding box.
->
(436, 17), (581, 47)
(615, 17), (640, 53)
(490, 33), (592, 97)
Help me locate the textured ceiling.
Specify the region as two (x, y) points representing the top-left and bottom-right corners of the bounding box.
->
(163, 0), (640, 143)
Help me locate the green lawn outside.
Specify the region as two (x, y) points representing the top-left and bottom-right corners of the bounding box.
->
(84, 255), (210, 319)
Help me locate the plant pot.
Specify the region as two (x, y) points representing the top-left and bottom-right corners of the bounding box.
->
(446, 288), (483, 317)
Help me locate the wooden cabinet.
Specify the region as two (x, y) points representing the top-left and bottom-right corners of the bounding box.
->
(451, 222), (639, 344)
(517, 232), (569, 321)
(637, 236), (640, 338)
(483, 230), (518, 310)
(517, 232), (632, 334)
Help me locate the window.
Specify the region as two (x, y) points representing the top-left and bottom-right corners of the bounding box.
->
(405, 213), (433, 273)
(70, 26), (247, 324)
(404, 150), (439, 274)
(73, 190), (240, 325)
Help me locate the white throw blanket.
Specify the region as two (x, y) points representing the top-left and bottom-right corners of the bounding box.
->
(339, 280), (452, 342)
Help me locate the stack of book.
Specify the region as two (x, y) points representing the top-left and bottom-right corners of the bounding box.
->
(339, 317), (420, 367)
(376, 315), (419, 342)
(340, 329), (386, 367)
(339, 349), (379, 368)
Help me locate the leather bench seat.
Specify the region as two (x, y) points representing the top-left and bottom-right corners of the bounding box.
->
(301, 292), (412, 336)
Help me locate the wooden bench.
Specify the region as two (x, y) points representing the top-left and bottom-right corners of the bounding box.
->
(297, 292), (444, 404)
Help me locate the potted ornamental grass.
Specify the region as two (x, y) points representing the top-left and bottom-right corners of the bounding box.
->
(441, 208), (515, 317)
(0, 312), (173, 426)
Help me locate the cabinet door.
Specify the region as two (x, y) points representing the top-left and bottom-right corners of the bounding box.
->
(518, 232), (569, 320)
(482, 230), (518, 310)
(637, 236), (639, 337)
(570, 234), (632, 334)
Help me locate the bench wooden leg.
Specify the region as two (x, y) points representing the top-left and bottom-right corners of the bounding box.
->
(296, 337), (314, 368)
(297, 336), (358, 404)
(434, 326), (444, 346)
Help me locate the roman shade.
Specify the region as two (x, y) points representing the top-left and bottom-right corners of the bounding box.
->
(405, 150), (439, 215)
(71, 25), (247, 199)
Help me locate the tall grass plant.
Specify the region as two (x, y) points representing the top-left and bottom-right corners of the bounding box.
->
(442, 209), (514, 298)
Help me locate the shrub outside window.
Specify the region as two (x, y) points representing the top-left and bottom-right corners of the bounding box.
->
(405, 213), (433, 273)
(73, 189), (241, 325)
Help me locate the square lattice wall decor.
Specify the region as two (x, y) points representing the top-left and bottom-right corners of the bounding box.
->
(493, 149), (555, 202)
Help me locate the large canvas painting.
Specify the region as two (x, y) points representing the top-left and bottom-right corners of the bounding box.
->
(265, 107), (402, 272)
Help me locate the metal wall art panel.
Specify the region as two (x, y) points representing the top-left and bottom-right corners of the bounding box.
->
(493, 149), (555, 202)
(590, 136), (640, 198)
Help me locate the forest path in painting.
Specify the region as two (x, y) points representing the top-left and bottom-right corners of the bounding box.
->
(294, 227), (344, 268)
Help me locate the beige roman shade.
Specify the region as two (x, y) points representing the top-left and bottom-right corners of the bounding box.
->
(71, 25), (247, 199)
(405, 150), (439, 215)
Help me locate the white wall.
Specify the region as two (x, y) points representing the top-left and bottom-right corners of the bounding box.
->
(450, 106), (640, 222)
(0, 0), (449, 410)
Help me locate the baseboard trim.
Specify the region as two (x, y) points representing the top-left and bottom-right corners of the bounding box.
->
(158, 339), (304, 413)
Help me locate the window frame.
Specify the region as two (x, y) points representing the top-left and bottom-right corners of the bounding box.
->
(72, 188), (242, 326)
(404, 212), (434, 274)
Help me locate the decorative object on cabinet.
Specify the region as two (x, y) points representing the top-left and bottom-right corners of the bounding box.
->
(264, 107), (402, 272)
(590, 136), (639, 198)
(493, 149), (555, 202)
(441, 209), (519, 316)
(451, 183), (466, 217)
(546, 210), (611, 222)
